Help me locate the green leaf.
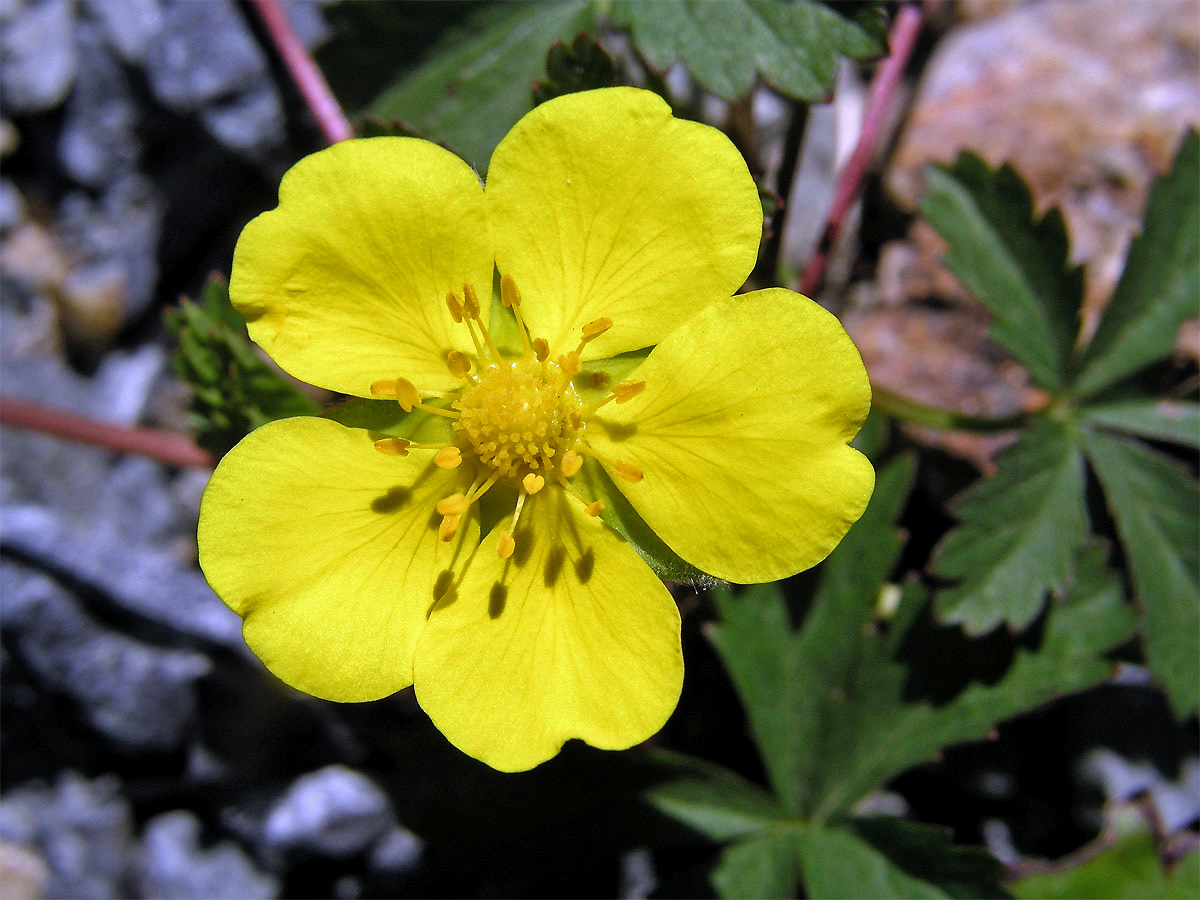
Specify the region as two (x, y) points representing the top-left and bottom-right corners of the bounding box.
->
(612, 0), (882, 102)
(1082, 427), (1200, 717)
(645, 752), (791, 842)
(806, 548), (1133, 822)
(1012, 826), (1199, 900)
(797, 826), (953, 899)
(708, 456), (918, 811)
(931, 419), (1089, 634)
(712, 829), (799, 900)
(165, 275), (320, 456)
(1082, 399), (1200, 449)
(1074, 130), (1200, 398)
(850, 818), (1009, 900)
(920, 155), (1083, 392)
(366, 1), (594, 170)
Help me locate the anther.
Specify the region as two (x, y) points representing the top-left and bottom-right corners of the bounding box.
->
(522, 473), (545, 495)
(390, 377), (422, 412)
(532, 338), (549, 362)
(500, 273), (522, 308)
(373, 437), (410, 456)
(446, 351), (471, 379)
(445, 291), (464, 323)
(559, 351), (581, 376)
(436, 493), (469, 516)
(439, 514), (460, 542)
(581, 317), (613, 341)
(611, 460), (644, 483)
(434, 447), (462, 468)
(497, 532), (516, 559)
(592, 372), (611, 390)
(462, 283), (481, 319)
(612, 380), (646, 403)
(561, 449), (583, 478)
(584, 500), (604, 517)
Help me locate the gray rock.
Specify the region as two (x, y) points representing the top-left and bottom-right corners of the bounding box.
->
(279, 0), (334, 49)
(262, 766), (394, 859)
(368, 826), (424, 876)
(0, 560), (211, 751)
(200, 83), (287, 159)
(57, 174), (164, 322)
(137, 810), (279, 900)
(0, 0), (77, 114)
(82, 0), (162, 64)
(58, 24), (142, 188)
(0, 179), (24, 234)
(0, 771), (134, 899)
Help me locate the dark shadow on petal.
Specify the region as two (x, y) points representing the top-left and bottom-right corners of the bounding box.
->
(593, 418), (638, 442)
(371, 486), (413, 513)
(543, 545), (565, 588)
(488, 583), (508, 619)
(574, 547), (595, 584)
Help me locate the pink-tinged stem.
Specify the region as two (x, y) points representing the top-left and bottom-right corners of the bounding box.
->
(251, 0), (354, 145)
(799, 2), (924, 297)
(0, 395), (214, 469)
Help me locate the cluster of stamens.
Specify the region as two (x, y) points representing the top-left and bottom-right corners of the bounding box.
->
(369, 274), (646, 560)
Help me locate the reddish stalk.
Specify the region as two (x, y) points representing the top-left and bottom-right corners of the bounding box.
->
(798, 2), (923, 297)
(251, 0), (354, 145)
(0, 395), (214, 469)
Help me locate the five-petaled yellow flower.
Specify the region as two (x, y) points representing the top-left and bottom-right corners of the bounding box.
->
(198, 88), (874, 772)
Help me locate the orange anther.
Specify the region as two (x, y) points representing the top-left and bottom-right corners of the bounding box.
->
(612, 460), (643, 483)
(500, 273), (522, 308)
(434, 447), (462, 469)
(462, 283), (481, 318)
(436, 493), (469, 516)
(612, 380), (646, 403)
(532, 337), (549, 362)
(559, 351), (581, 376)
(584, 500), (604, 517)
(439, 514), (460, 542)
(446, 351), (471, 379)
(581, 317), (613, 341)
(445, 291), (464, 323)
(522, 473), (545, 495)
(561, 449), (583, 478)
(497, 532), (516, 559)
(372, 437), (410, 457)
(369, 379), (397, 397)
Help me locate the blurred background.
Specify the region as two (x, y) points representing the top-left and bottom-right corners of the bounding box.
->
(0, 1), (1196, 898)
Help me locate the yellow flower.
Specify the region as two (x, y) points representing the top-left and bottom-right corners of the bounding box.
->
(198, 88), (874, 772)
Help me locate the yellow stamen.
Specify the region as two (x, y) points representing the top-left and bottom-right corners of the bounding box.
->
(373, 437), (411, 456)
(581, 317), (613, 341)
(532, 337), (549, 362)
(612, 380), (646, 403)
(584, 500), (604, 517)
(522, 473), (545, 495)
(461, 283), (481, 319)
(500, 273), (522, 308)
(561, 448), (583, 478)
(392, 378), (422, 412)
(446, 351), (471, 379)
(559, 350), (581, 376)
(463, 282), (504, 364)
(445, 291), (464, 324)
(611, 460), (644, 483)
(436, 493), (469, 516)
(370, 379), (397, 397)
(439, 514), (460, 542)
(434, 447), (462, 468)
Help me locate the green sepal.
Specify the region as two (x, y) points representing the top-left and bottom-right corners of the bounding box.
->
(532, 32), (619, 106)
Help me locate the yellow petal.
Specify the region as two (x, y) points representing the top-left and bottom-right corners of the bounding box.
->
(486, 88), (761, 360)
(413, 488), (682, 772)
(587, 289), (874, 583)
(198, 416), (478, 701)
(231, 138), (492, 397)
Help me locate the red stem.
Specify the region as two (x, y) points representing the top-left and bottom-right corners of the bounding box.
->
(798, 2), (923, 297)
(0, 395), (214, 469)
(251, 0), (354, 145)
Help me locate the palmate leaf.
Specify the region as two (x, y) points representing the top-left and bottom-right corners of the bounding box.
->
(930, 419), (1088, 634)
(1082, 399), (1200, 449)
(1082, 428), (1200, 718)
(920, 155), (1083, 392)
(366, 1), (595, 170)
(1074, 130), (1200, 399)
(850, 818), (1008, 900)
(797, 826), (963, 900)
(611, 0), (882, 102)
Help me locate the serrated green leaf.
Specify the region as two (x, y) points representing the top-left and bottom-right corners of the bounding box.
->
(931, 419), (1088, 634)
(797, 826), (953, 899)
(1082, 399), (1200, 449)
(712, 829), (799, 900)
(1012, 827), (1199, 900)
(366, 1), (594, 170)
(921, 156), (1083, 391)
(708, 456), (918, 811)
(1082, 427), (1200, 717)
(1075, 130), (1200, 398)
(806, 548), (1134, 822)
(645, 752), (791, 842)
(612, 0), (881, 102)
(851, 818), (1009, 900)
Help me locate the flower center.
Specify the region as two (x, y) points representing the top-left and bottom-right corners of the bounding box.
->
(369, 275), (646, 559)
(453, 361), (582, 479)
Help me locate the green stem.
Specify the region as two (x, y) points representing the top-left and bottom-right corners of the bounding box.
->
(872, 387), (1033, 433)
